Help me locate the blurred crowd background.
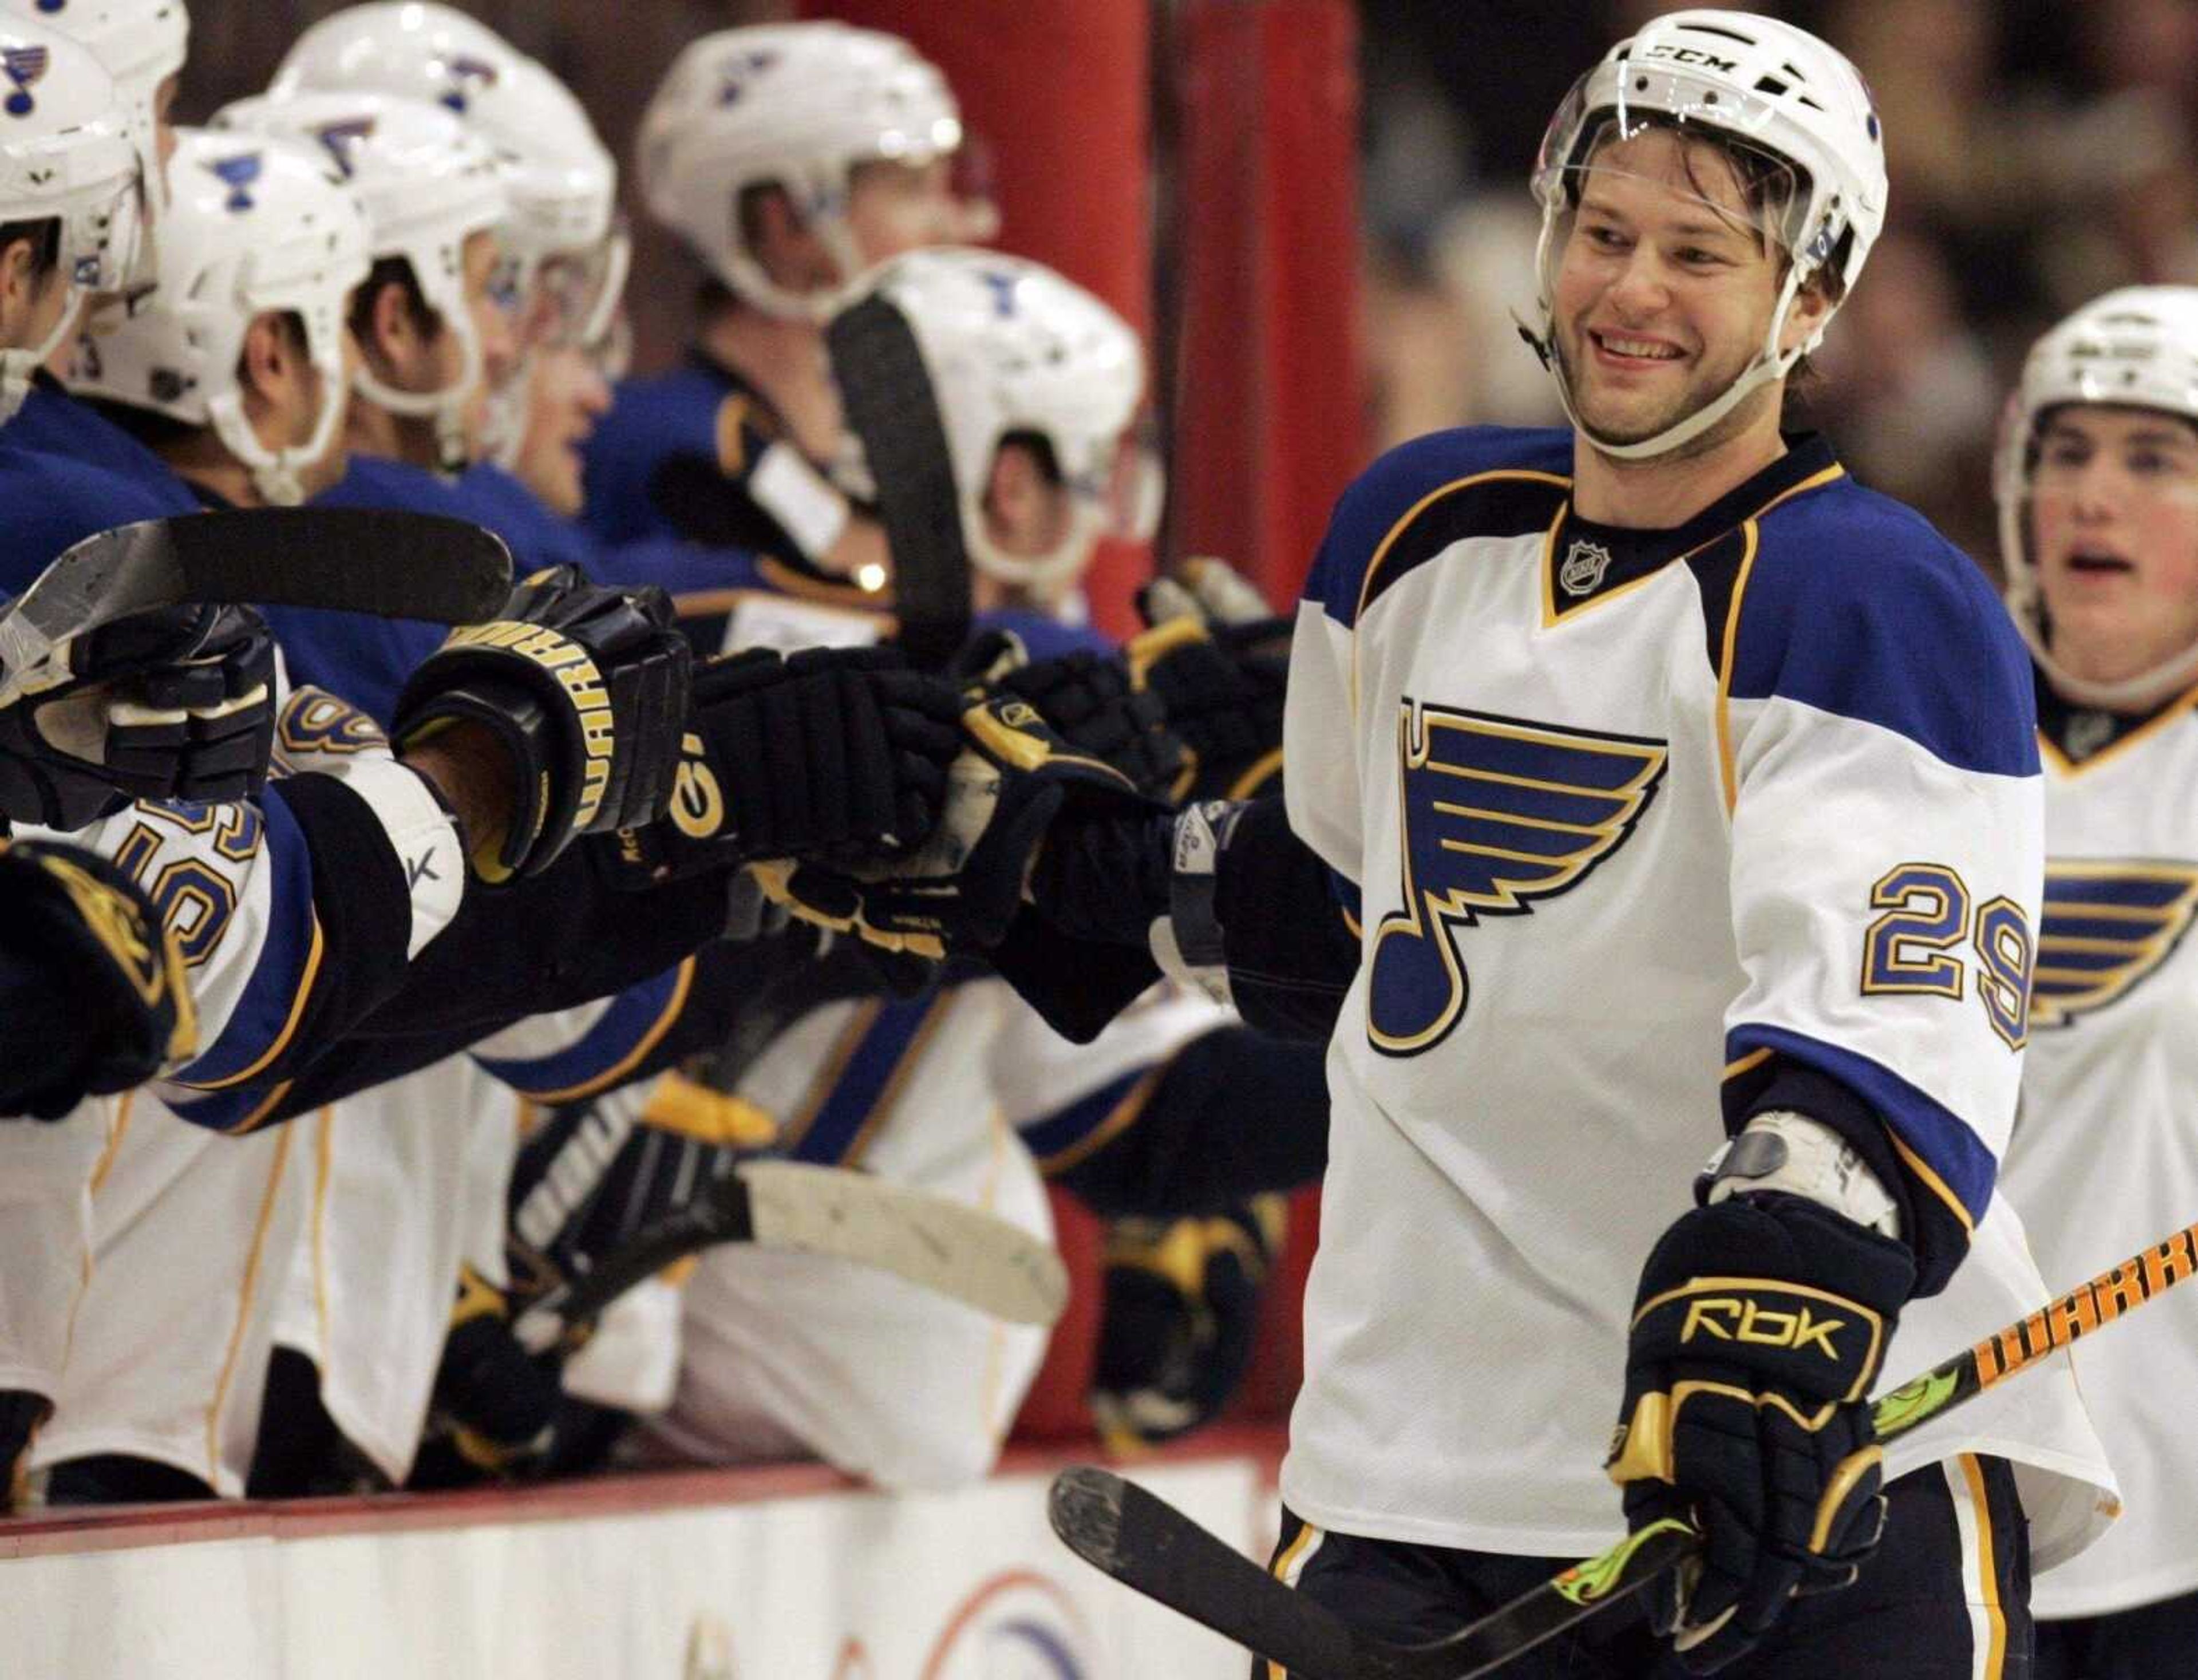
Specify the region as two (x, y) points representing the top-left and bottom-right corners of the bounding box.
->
(1363, 0), (2198, 568)
(182, 0), (2191, 582)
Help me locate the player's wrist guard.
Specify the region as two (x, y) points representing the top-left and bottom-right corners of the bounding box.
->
(1607, 1192), (1916, 1673)
(598, 645), (963, 887)
(753, 693), (1153, 963)
(1092, 1196), (1286, 1456)
(1129, 559), (1290, 801)
(0, 602), (277, 830)
(0, 839), (196, 1118)
(393, 568), (692, 884)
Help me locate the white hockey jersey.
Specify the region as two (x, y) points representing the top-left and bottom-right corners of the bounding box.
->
(2000, 689), (2198, 1616)
(1281, 426), (2116, 1565)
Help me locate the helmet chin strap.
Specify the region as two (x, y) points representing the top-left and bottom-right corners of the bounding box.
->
(0, 288), (85, 428)
(209, 373), (349, 509)
(1523, 261), (1816, 463)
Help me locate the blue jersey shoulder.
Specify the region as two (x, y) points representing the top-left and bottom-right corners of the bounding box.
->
(1731, 476), (2037, 778)
(452, 463), (599, 577)
(7, 388), (200, 515)
(0, 447), (178, 594)
(1306, 425), (1572, 628)
(580, 365), (730, 546)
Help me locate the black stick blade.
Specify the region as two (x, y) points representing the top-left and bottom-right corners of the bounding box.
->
(1047, 1467), (1374, 1680)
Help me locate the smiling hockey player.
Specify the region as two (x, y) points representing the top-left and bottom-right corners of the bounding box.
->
(770, 11), (2122, 1675)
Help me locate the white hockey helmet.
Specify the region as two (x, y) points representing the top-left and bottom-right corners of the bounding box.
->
(638, 22), (964, 322)
(0, 0), (186, 231)
(0, 19), (143, 422)
(270, 4), (626, 355)
(68, 129), (369, 505)
(214, 88), (508, 472)
(1525, 9), (1887, 460)
(1996, 286), (2198, 709)
(844, 248), (1152, 600)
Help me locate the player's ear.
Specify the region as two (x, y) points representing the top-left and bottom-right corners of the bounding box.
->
(366, 277), (420, 375)
(0, 232), (45, 341)
(1780, 276), (1835, 358)
(239, 312), (291, 405)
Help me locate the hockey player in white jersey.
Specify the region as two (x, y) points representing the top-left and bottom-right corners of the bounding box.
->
(1991, 287), (2198, 1679)
(771, 12), (2121, 1675)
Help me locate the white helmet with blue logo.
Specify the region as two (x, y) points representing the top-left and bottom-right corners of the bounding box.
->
(638, 22), (964, 322)
(214, 88), (507, 472)
(270, 3), (626, 355)
(69, 128), (371, 504)
(0, 18), (142, 422)
(843, 248), (1152, 599)
(0, 0), (186, 229)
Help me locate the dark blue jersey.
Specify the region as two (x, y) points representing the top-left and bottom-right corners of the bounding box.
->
(7, 378), (201, 516)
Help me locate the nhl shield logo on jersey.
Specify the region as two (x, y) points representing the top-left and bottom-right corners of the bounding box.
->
(2031, 859), (2198, 1027)
(1367, 699), (1667, 1056)
(1558, 537), (1615, 598)
(1, 44), (48, 117)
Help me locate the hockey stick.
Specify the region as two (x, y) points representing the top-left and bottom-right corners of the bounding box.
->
(826, 292), (973, 673)
(1052, 1216), (2198, 1679)
(513, 1157), (1070, 1353)
(0, 509), (514, 702)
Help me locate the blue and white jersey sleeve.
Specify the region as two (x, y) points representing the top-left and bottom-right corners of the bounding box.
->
(1720, 488), (2042, 1282)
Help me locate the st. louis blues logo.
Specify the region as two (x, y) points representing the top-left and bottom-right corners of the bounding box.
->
(311, 116), (377, 179)
(715, 49), (780, 105)
(982, 270), (1022, 318)
(2, 45), (49, 118)
(1367, 701), (1667, 1056)
(206, 151), (262, 213)
(438, 54), (499, 114)
(2031, 860), (2198, 1028)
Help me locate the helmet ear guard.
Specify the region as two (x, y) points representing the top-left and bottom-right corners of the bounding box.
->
(1523, 10), (1886, 461)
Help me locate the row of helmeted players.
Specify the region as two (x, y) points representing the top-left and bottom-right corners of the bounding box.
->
(0, 1), (1326, 1545)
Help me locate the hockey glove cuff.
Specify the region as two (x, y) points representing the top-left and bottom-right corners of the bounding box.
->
(1608, 1192), (1915, 1673)
(393, 568), (693, 883)
(1130, 558), (1290, 801)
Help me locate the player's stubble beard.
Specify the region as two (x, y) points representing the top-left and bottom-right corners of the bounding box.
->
(1556, 308), (1779, 469)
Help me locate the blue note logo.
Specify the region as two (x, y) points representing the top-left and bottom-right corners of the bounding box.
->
(715, 49), (781, 106)
(206, 151), (262, 213)
(438, 54), (499, 114)
(311, 116), (377, 179)
(1368, 701), (1667, 1056)
(2032, 859), (2198, 1027)
(2, 44), (49, 117)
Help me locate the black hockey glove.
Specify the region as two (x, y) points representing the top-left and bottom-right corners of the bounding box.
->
(954, 629), (1188, 803)
(0, 602), (276, 830)
(1091, 1197), (1284, 1456)
(598, 645), (963, 886)
(416, 1267), (563, 1486)
(0, 839), (195, 1117)
(1607, 1192), (1915, 1673)
(393, 567), (693, 883)
(1129, 559), (1289, 801)
(753, 693), (1153, 961)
